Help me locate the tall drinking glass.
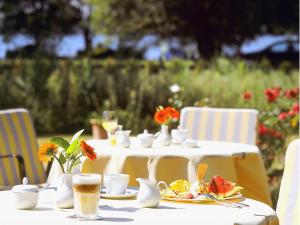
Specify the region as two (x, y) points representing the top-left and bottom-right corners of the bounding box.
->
(102, 111), (118, 145)
(73, 173), (101, 220)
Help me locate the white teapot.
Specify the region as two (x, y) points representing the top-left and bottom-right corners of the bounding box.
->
(136, 178), (167, 208)
(137, 130), (154, 148)
(115, 130), (131, 148)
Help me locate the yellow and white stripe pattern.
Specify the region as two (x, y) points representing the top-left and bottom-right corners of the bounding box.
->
(180, 107), (258, 145)
(0, 108), (46, 186)
(276, 139), (300, 225)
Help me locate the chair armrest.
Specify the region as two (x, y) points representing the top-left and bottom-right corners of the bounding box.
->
(0, 154), (26, 184)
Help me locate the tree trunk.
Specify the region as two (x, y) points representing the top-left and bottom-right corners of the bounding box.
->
(83, 26), (92, 53)
(196, 38), (216, 59)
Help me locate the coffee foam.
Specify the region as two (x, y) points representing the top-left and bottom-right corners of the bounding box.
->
(73, 174), (101, 185)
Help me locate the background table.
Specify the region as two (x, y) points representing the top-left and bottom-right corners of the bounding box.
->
(1, 190), (278, 225)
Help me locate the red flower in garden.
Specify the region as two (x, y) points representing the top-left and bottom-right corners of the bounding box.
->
(284, 88), (299, 99)
(258, 124), (268, 135)
(264, 87), (281, 103)
(278, 112), (288, 121)
(165, 106), (180, 119)
(242, 91), (252, 101)
(288, 110), (296, 116)
(292, 102), (299, 113)
(268, 129), (283, 139)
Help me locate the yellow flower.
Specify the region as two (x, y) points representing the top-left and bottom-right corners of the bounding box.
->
(290, 116), (299, 128)
(38, 143), (57, 162)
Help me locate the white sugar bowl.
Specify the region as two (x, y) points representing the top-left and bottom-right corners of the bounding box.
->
(11, 177), (39, 210)
(137, 130), (154, 148)
(182, 139), (197, 148)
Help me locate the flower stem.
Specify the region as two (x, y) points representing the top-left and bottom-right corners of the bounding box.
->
(68, 154), (82, 173)
(52, 153), (65, 174)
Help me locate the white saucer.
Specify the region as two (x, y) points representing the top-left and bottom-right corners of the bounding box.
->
(171, 139), (183, 145)
(100, 188), (138, 199)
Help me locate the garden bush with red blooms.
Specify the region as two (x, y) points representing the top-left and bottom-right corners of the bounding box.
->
(242, 91), (252, 101)
(243, 86), (299, 205)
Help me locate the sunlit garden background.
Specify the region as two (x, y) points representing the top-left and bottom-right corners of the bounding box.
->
(0, 0), (298, 208)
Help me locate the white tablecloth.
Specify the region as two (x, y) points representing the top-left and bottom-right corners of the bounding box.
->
(0, 190), (278, 225)
(48, 139), (272, 206)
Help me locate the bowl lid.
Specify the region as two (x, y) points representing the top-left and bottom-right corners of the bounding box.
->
(12, 184), (38, 193)
(137, 129), (154, 139)
(11, 177), (38, 193)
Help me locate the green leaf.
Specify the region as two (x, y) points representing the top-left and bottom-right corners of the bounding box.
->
(70, 129), (84, 144)
(71, 145), (82, 157)
(58, 153), (66, 165)
(50, 137), (70, 150)
(66, 139), (79, 154)
(65, 153), (71, 159)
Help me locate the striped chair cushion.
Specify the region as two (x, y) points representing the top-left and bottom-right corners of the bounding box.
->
(180, 107), (258, 145)
(276, 139), (300, 225)
(0, 108), (46, 186)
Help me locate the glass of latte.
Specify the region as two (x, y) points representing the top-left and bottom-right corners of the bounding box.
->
(73, 173), (102, 220)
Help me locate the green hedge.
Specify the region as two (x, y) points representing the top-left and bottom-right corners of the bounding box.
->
(0, 58), (298, 134)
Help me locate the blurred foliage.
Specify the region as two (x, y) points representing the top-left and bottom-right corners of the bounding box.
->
(91, 0), (299, 58)
(0, 57), (298, 207)
(0, 0), (87, 56)
(0, 58), (298, 134)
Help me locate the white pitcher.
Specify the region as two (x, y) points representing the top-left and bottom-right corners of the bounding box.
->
(115, 130), (131, 148)
(136, 178), (166, 208)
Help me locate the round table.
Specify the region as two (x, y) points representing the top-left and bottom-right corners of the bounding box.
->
(48, 138), (272, 206)
(0, 190), (278, 225)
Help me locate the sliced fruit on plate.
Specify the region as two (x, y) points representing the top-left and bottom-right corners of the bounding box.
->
(208, 175), (243, 198)
(168, 179), (191, 194)
(197, 163), (208, 181)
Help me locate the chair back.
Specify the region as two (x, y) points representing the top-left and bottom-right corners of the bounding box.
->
(276, 139), (300, 225)
(180, 107), (258, 145)
(0, 108), (46, 186)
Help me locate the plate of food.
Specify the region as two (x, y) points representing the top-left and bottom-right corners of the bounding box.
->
(160, 163), (244, 204)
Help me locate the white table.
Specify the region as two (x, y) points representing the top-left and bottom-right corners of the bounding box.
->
(1, 190), (278, 225)
(48, 139), (272, 206)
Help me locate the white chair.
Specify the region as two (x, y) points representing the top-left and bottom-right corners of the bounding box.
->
(179, 107), (258, 145)
(276, 139), (300, 225)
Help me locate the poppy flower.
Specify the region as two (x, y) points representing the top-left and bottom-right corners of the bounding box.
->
(38, 143), (58, 162)
(278, 112), (288, 121)
(80, 140), (97, 160)
(242, 91), (252, 101)
(258, 124), (268, 135)
(268, 129), (283, 139)
(264, 87), (280, 103)
(165, 106), (180, 119)
(292, 102), (299, 113)
(154, 109), (168, 124)
(284, 88), (299, 99)
(288, 110), (297, 116)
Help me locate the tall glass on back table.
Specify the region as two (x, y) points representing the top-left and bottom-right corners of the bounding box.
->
(102, 111), (118, 145)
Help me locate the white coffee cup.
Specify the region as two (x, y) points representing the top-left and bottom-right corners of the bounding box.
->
(104, 174), (129, 194)
(171, 129), (188, 144)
